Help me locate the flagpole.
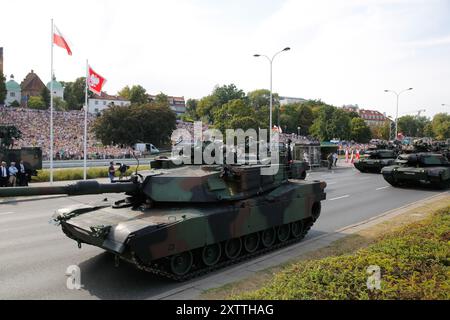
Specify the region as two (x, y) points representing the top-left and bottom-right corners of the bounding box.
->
(50, 18), (54, 184)
(84, 59), (88, 180)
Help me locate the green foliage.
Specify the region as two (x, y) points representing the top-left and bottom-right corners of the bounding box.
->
(0, 73), (6, 105)
(61, 77), (87, 110)
(40, 86), (50, 108)
(213, 99), (261, 132)
(350, 117), (372, 143)
(10, 100), (20, 108)
(185, 98), (199, 120)
(247, 89), (279, 110)
(129, 85), (148, 105)
(236, 206), (450, 300)
(197, 84), (246, 122)
(310, 104), (351, 141)
(27, 96), (46, 110)
(31, 166), (139, 182)
(117, 85), (131, 100)
(279, 103), (314, 134)
(0, 125), (22, 148)
(53, 96), (68, 111)
(154, 92), (169, 106)
(93, 101), (176, 147)
(431, 113), (450, 140)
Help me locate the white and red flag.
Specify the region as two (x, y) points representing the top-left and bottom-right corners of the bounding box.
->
(87, 66), (107, 95)
(53, 25), (72, 56)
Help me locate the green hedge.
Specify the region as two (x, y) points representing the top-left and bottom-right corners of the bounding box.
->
(31, 166), (142, 183)
(235, 206), (450, 300)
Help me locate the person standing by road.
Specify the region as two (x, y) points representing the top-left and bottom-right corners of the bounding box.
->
(327, 153), (333, 170)
(333, 152), (338, 167)
(108, 161), (116, 183)
(8, 162), (18, 187)
(0, 162), (8, 187)
(18, 160), (28, 186)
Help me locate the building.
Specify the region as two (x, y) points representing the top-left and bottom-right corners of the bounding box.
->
(358, 109), (388, 127)
(88, 92), (131, 114)
(342, 105), (388, 127)
(46, 77), (64, 99)
(148, 94), (186, 116)
(20, 70), (46, 107)
(5, 75), (21, 107)
(279, 96), (307, 106)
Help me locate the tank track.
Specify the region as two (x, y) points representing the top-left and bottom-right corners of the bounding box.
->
(126, 218), (316, 281)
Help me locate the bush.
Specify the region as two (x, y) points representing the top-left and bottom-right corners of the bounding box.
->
(235, 207), (450, 300)
(31, 166), (141, 182)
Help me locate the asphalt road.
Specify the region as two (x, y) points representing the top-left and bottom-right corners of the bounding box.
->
(0, 166), (446, 299)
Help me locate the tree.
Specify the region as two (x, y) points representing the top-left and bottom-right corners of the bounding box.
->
(117, 86), (131, 100)
(212, 99), (260, 132)
(431, 113), (450, 140)
(0, 73), (6, 105)
(62, 77), (87, 110)
(350, 117), (372, 143)
(0, 125), (22, 149)
(247, 89), (279, 110)
(154, 92), (169, 106)
(27, 96), (46, 110)
(197, 84), (246, 122)
(53, 96), (68, 111)
(10, 100), (20, 108)
(41, 87), (50, 108)
(309, 104), (351, 141)
(397, 115), (418, 137)
(185, 98), (199, 120)
(93, 101), (176, 147)
(129, 85), (148, 105)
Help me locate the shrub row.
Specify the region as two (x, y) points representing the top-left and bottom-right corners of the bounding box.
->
(235, 206), (450, 300)
(31, 166), (143, 183)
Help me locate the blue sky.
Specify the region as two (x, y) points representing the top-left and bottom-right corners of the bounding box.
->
(2, 0), (450, 117)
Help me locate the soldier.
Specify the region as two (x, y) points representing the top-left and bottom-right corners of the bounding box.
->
(327, 153), (333, 170)
(18, 160), (28, 186)
(108, 161), (116, 183)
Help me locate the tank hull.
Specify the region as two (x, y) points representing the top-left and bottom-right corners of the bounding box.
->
(57, 179), (325, 280)
(354, 158), (396, 173)
(381, 165), (450, 189)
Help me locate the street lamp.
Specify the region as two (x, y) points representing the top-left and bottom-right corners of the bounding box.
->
(384, 88), (413, 139)
(254, 47), (291, 136)
(297, 126), (301, 136)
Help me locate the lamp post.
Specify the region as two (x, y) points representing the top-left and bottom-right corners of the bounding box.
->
(384, 88), (413, 139)
(297, 126), (301, 136)
(254, 47), (291, 137)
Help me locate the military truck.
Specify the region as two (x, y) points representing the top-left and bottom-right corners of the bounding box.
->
(0, 161), (326, 280)
(381, 153), (450, 189)
(354, 149), (397, 173)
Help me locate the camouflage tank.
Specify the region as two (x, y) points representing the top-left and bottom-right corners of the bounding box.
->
(354, 149), (397, 173)
(381, 153), (450, 189)
(0, 162), (325, 280)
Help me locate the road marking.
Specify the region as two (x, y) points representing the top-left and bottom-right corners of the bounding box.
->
(0, 212), (14, 216)
(376, 186), (390, 191)
(327, 182), (337, 185)
(329, 195), (350, 201)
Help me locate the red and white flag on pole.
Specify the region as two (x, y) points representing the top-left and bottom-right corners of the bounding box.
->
(53, 25), (72, 56)
(87, 66), (107, 95)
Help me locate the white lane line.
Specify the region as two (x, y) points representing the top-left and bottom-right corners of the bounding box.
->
(327, 182), (337, 185)
(328, 195), (350, 201)
(0, 212), (14, 216)
(376, 186), (390, 191)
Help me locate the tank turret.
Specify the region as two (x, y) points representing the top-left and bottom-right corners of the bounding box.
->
(0, 162), (326, 280)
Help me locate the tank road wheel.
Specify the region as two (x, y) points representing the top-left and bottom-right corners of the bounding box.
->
(170, 251), (193, 276)
(261, 228), (276, 248)
(224, 238), (242, 260)
(243, 233), (260, 253)
(291, 220), (305, 238)
(277, 224), (291, 242)
(201, 243), (222, 266)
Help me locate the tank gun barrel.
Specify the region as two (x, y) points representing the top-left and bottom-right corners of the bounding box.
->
(0, 180), (138, 198)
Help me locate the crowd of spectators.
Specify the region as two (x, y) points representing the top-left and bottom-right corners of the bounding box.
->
(0, 107), (130, 160)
